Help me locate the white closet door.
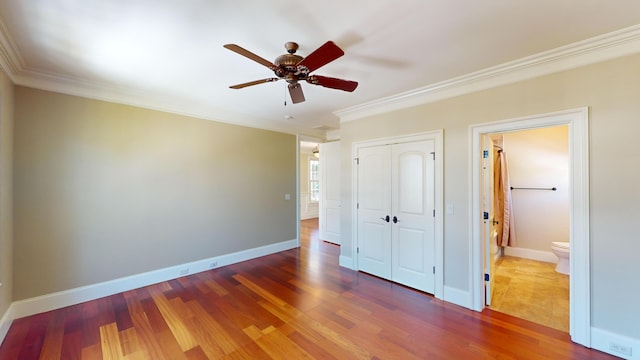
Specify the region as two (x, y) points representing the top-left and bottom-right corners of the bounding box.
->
(356, 140), (436, 294)
(319, 141), (341, 244)
(391, 140), (435, 293)
(356, 145), (392, 279)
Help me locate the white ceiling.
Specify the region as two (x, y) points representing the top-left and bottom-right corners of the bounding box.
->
(1, 1), (640, 138)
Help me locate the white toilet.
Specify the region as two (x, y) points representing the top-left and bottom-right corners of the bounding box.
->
(551, 241), (570, 275)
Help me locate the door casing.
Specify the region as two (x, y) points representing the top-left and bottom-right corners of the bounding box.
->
(470, 107), (590, 346)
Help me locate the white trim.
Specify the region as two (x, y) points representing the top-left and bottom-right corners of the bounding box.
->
(326, 130), (340, 142)
(469, 107), (590, 346)
(2, 239), (297, 328)
(350, 130), (444, 300)
(443, 286), (472, 309)
(592, 327), (639, 359)
(0, 304), (13, 345)
(336, 25), (640, 123)
(503, 247), (557, 263)
(296, 135), (301, 247)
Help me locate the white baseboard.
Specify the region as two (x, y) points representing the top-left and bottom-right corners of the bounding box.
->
(443, 285), (472, 309)
(591, 327), (640, 360)
(0, 239), (298, 339)
(339, 255), (355, 270)
(592, 327), (639, 359)
(0, 304), (13, 345)
(504, 247), (557, 263)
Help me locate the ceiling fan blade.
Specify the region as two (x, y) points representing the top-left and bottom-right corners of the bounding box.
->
(288, 83), (305, 104)
(224, 44), (276, 69)
(306, 75), (358, 92)
(230, 78), (280, 89)
(296, 41), (344, 73)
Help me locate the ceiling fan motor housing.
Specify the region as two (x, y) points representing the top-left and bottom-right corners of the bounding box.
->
(274, 53), (308, 82)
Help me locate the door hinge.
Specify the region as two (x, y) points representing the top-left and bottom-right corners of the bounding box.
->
(433, 209), (435, 217)
(433, 266), (435, 274)
(355, 157), (359, 165)
(357, 203), (359, 209)
(484, 273), (490, 281)
(357, 247), (359, 254)
(430, 151), (435, 160)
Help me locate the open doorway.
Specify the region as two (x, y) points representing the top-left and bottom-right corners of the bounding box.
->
(470, 107), (591, 347)
(300, 141), (320, 221)
(484, 126), (570, 332)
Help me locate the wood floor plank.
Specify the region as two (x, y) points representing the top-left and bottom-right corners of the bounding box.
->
(99, 322), (123, 360)
(38, 310), (66, 359)
(149, 292), (198, 352)
(186, 300), (240, 356)
(128, 310), (168, 360)
(245, 325), (313, 360)
(0, 219), (619, 359)
(18, 312), (49, 359)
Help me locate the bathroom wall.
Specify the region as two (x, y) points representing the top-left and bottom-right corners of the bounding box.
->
(503, 126), (569, 255)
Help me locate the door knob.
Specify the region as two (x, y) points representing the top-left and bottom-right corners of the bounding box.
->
(393, 216), (399, 223)
(380, 215), (390, 222)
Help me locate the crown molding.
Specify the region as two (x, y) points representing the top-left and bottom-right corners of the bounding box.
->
(0, 15), (24, 79)
(335, 24), (640, 123)
(5, 61), (326, 139)
(0, 17), (327, 139)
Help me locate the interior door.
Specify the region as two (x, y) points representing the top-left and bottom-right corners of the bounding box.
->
(482, 135), (495, 305)
(319, 141), (341, 244)
(391, 140), (435, 293)
(356, 145), (392, 279)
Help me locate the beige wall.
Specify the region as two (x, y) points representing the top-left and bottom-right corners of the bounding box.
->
(13, 87), (297, 300)
(0, 69), (14, 318)
(504, 126), (569, 252)
(340, 53), (640, 338)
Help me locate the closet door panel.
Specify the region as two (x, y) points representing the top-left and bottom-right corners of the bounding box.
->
(391, 140), (436, 293)
(357, 145), (392, 279)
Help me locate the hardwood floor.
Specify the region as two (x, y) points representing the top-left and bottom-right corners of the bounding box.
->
(0, 218), (616, 359)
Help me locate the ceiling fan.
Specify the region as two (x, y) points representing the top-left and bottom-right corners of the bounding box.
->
(223, 41), (358, 104)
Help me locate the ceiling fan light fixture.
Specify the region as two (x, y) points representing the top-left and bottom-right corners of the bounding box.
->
(224, 41), (358, 104)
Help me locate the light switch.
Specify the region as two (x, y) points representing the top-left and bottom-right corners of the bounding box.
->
(285, 193), (291, 201)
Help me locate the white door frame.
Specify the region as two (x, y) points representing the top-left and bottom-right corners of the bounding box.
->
(352, 130), (444, 300)
(469, 107), (590, 346)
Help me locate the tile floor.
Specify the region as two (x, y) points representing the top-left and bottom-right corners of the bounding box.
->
(489, 256), (569, 332)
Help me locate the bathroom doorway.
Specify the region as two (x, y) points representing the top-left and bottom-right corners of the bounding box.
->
(470, 108), (591, 347)
(484, 126), (570, 332)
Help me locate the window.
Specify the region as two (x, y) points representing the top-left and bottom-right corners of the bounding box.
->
(309, 158), (319, 202)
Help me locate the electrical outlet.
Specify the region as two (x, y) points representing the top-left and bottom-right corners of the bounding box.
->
(179, 268), (189, 276)
(209, 261), (218, 269)
(610, 342), (632, 357)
